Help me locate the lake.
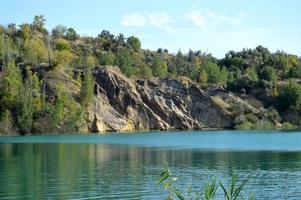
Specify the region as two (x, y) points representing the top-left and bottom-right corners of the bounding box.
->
(1, 130), (301, 199)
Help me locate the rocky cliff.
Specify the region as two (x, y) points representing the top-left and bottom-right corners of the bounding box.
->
(81, 66), (276, 132)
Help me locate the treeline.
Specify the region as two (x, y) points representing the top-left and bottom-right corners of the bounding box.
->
(1, 15), (301, 134)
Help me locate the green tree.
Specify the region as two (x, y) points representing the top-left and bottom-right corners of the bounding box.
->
(54, 38), (71, 51)
(152, 57), (167, 78)
(51, 82), (82, 131)
(115, 48), (134, 77)
(51, 84), (66, 129)
(31, 15), (46, 32)
(198, 69), (208, 83)
(0, 33), (18, 65)
(127, 36), (141, 51)
(289, 65), (301, 78)
(66, 28), (78, 41)
(278, 81), (301, 110)
(17, 68), (42, 134)
(53, 50), (74, 66)
(244, 67), (258, 81)
(260, 66), (278, 85)
(80, 70), (94, 107)
(19, 23), (31, 40)
(0, 61), (23, 110)
(204, 62), (228, 84)
(136, 64), (153, 79)
(98, 51), (115, 66)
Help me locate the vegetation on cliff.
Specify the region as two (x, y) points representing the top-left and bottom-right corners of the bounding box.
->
(0, 15), (301, 134)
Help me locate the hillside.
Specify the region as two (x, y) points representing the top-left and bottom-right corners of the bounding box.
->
(1, 16), (301, 134)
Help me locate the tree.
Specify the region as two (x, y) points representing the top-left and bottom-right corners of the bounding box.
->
(278, 81), (301, 110)
(53, 50), (74, 66)
(19, 23), (31, 40)
(54, 38), (71, 51)
(116, 33), (125, 46)
(98, 51), (115, 66)
(289, 65), (301, 78)
(198, 69), (208, 83)
(152, 57), (167, 77)
(204, 62), (228, 84)
(66, 28), (78, 41)
(51, 83), (66, 129)
(6, 23), (17, 37)
(99, 30), (115, 51)
(23, 36), (48, 66)
(51, 82), (82, 131)
(52, 25), (67, 39)
(31, 15), (46, 32)
(136, 64), (153, 79)
(244, 67), (258, 81)
(80, 70), (95, 107)
(0, 33), (18, 65)
(0, 61), (23, 110)
(115, 48), (133, 77)
(17, 68), (42, 134)
(127, 36), (141, 51)
(52, 39), (74, 66)
(260, 66), (278, 84)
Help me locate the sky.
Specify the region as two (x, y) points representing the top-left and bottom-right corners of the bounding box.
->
(1, 0), (301, 58)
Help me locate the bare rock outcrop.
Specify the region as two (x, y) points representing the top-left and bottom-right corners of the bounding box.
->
(85, 66), (271, 132)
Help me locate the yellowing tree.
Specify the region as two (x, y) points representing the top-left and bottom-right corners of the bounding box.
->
(53, 50), (74, 66)
(23, 37), (48, 66)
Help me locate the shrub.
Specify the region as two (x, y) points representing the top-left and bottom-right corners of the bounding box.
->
(277, 81), (301, 110)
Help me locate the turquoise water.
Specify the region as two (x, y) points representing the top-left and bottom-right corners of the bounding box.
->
(1, 130), (301, 199)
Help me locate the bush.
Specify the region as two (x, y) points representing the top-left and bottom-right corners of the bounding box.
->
(204, 62), (228, 84)
(127, 36), (141, 51)
(277, 81), (301, 110)
(289, 65), (301, 78)
(260, 66), (278, 84)
(98, 51), (115, 66)
(54, 38), (71, 51)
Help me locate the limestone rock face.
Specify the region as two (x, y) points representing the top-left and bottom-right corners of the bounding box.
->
(92, 67), (169, 131)
(85, 66), (270, 132)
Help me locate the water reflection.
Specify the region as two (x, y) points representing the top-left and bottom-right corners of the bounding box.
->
(1, 143), (301, 199)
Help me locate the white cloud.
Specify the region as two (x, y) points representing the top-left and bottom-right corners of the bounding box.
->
(121, 10), (243, 32)
(184, 11), (207, 30)
(149, 12), (173, 29)
(121, 13), (147, 27)
(185, 10), (242, 30)
(121, 12), (173, 30)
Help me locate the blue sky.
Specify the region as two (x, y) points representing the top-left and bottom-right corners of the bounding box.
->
(1, 0), (301, 58)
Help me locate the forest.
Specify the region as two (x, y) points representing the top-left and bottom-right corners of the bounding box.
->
(1, 15), (301, 134)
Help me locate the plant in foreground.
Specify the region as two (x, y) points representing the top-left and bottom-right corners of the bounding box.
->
(158, 167), (253, 200)
(219, 174), (251, 200)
